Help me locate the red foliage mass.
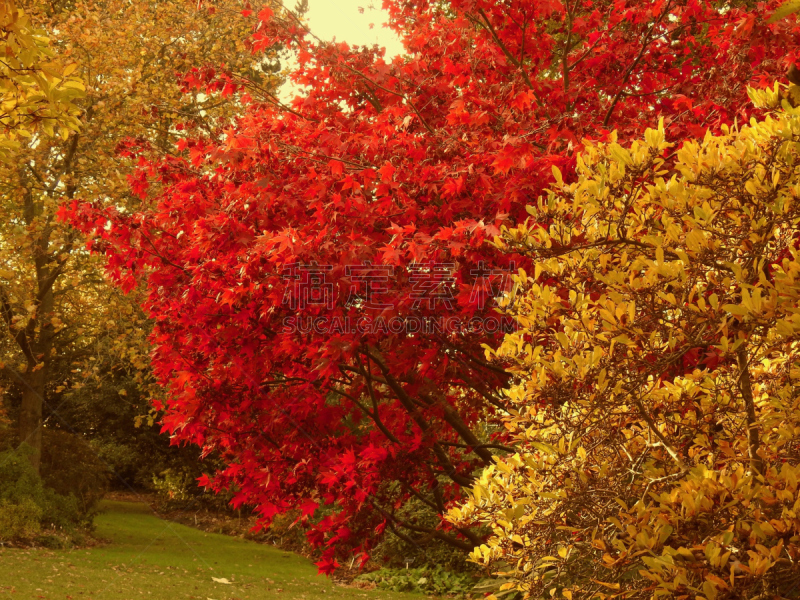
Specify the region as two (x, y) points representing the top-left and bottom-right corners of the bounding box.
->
(66, 0), (800, 570)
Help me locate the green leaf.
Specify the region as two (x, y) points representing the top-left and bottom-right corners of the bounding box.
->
(767, 0), (800, 23)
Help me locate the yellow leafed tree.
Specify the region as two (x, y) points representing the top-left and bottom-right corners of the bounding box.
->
(1, 0), (283, 470)
(449, 85), (800, 599)
(0, 0), (84, 448)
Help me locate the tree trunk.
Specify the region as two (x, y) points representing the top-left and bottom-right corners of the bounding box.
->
(7, 149), (70, 474)
(16, 283), (55, 474)
(18, 366), (46, 472)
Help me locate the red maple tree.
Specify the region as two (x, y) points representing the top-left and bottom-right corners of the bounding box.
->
(67, 0), (800, 572)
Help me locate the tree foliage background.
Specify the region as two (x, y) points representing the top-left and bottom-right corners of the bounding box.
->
(66, 0), (800, 576)
(0, 0), (283, 471)
(4, 0), (800, 594)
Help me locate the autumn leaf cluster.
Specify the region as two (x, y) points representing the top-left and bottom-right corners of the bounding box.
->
(0, 0), (82, 162)
(60, 0), (800, 576)
(1, 0), (282, 470)
(450, 87), (800, 599)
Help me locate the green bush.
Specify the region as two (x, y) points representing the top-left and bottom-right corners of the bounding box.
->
(40, 429), (109, 520)
(152, 467), (195, 504)
(90, 439), (141, 482)
(0, 444), (84, 544)
(368, 493), (486, 572)
(152, 465), (234, 512)
(0, 498), (42, 539)
(355, 565), (478, 598)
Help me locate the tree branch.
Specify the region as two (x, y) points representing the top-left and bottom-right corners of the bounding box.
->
(736, 343), (763, 475)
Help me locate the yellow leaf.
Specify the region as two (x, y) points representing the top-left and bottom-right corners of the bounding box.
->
(590, 579), (620, 590)
(723, 303), (749, 316)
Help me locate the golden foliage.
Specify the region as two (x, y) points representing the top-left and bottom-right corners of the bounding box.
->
(0, 0), (82, 162)
(449, 85), (800, 599)
(1, 0), (282, 463)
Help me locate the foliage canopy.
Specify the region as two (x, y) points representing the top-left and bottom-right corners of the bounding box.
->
(68, 0), (800, 573)
(0, 0), (82, 163)
(450, 86), (800, 600)
(1, 0), (282, 470)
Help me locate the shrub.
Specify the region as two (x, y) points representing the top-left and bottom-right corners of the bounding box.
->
(449, 86), (800, 599)
(0, 445), (84, 543)
(152, 465), (234, 512)
(40, 429), (109, 520)
(152, 467), (195, 505)
(0, 498), (42, 540)
(369, 494), (485, 572)
(355, 565), (478, 598)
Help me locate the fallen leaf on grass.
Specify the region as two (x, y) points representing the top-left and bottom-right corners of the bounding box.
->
(211, 577), (232, 584)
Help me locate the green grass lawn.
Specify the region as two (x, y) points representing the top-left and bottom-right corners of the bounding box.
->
(0, 500), (425, 600)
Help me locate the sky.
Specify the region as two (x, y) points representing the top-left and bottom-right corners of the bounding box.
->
(304, 0), (404, 57)
(279, 0), (404, 99)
